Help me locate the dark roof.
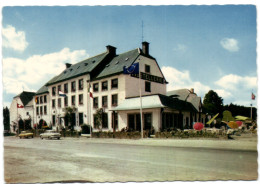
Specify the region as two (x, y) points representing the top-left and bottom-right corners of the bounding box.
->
(94, 48), (140, 79)
(14, 91), (36, 106)
(167, 89), (201, 112)
(159, 94), (197, 112)
(46, 52), (108, 86)
(36, 85), (49, 95)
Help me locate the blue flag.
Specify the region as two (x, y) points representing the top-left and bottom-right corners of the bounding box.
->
(123, 63), (139, 74)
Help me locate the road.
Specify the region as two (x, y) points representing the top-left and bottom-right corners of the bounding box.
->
(4, 136), (258, 183)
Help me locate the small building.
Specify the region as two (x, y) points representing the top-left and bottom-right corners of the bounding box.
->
(9, 91), (35, 133)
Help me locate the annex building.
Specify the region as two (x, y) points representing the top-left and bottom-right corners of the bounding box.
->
(9, 42), (205, 133)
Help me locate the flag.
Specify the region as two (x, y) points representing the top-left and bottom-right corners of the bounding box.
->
(252, 93), (256, 100)
(58, 90), (67, 97)
(123, 62), (139, 74)
(90, 92), (93, 98)
(17, 103), (24, 108)
(35, 97), (38, 103)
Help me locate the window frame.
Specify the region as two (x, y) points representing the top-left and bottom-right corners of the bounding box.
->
(145, 64), (150, 73)
(71, 81), (76, 92)
(111, 94), (118, 106)
(71, 95), (76, 106)
(145, 81), (151, 92)
(52, 99), (56, 108)
(93, 97), (98, 108)
(64, 83), (68, 93)
(79, 94), (83, 105)
(93, 83), (99, 92)
(101, 81), (108, 91)
(102, 96), (108, 107)
(111, 78), (118, 89)
(78, 79), (84, 90)
(52, 87), (56, 96)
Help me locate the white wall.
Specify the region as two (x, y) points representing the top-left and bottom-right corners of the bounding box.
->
(9, 97), (34, 133)
(125, 55), (166, 98)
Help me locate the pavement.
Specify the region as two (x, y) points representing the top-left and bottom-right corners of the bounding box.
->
(68, 132), (258, 151)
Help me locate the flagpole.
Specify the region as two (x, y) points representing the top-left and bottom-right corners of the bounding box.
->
(139, 70), (143, 139)
(87, 80), (92, 137)
(17, 100), (19, 135)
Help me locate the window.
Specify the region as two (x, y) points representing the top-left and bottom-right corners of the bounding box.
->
(64, 83), (68, 93)
(44, 106), (47, 115)
(36, 97), (39, 104)
(102, 113), (108, 129)
(52, 87), (56, 96)
(102, 81), (108, 91)
(58, 85), (61, 93)
(79, 94), (83, 105)
(111, 78), (118, 89)
(79, 79), (83, 90)
(71, 81), (76, 92)
(112, 112), (118, 129)
(128, 114), (141, 131)
(58, 98), (61, 108)
(93, 83), (98, 92)
(44, 95), (47, 103)
(145, 64), (150, 73)
(145, 81), (151, 92)
(52, 99), (56, 108)
(36, 107), (39, 115)
(64, 96), (68, 107)
(102, 96), (108, 107)
(93, 83), (99, 92)
(79, 113), (84, 125)
(40, 106), (43, 115)
(52, 115), (56, 126)
(112, 94), (118, 106)
(40, 96), (43, 104)
(93, 97), (98, 108)
(71, 95), (75, 106)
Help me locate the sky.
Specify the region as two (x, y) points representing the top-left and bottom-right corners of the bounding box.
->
(1, 5), (257, 108)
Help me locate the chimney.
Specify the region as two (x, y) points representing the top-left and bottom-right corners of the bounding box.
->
(190, 88), (194, 93)
(142, 41), (149, 55)
(66, 63), (72, 69)
(106, 45), (116, 56)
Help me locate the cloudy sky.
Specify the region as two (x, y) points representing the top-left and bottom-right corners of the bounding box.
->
(1, 5), (257, 108)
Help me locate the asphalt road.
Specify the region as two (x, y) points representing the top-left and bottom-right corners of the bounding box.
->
(4, 136), (258, 183)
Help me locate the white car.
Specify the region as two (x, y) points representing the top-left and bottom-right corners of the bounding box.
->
(40, 130), (61, 140)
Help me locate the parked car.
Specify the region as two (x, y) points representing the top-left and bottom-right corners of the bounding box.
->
(19, 131), (34, 139)
(40, 130), (61, 140)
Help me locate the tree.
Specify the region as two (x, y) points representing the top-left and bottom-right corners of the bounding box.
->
(3, 107), (10, 131)
(64, 106), (77, 130)
(94, 108), (103, 131)
(203, 90), (223, 115)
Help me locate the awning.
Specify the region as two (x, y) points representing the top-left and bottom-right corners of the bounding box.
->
(112, 95), (164, 111)
(112, 94), (197, 112)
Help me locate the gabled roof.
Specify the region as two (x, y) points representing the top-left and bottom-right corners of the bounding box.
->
(36, 85), (49, 95)
(14, 91), (35, 106)
(167, 89), (202, 112)
(94, 48), (140, 80)
(46, 52), (109, 86)
(113, 94), (196, 112)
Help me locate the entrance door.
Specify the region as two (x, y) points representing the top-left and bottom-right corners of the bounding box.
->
(144, 113), (152, 130)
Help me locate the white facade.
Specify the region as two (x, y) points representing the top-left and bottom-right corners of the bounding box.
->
(9, 96), (34, 133)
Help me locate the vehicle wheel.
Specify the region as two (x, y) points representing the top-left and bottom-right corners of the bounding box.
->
(57, 137), (60, 140)
(48, 137), (51, 140)
(32, 136), (34, 138)
(40, 136), (43, 139)
(19, 137), (21, 139)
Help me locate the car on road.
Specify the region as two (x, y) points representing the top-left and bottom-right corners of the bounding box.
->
(40, 130), (61, 140)
(19, 131), (34, 139)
